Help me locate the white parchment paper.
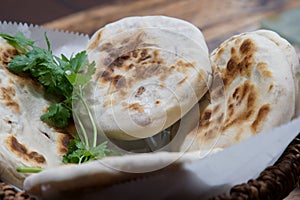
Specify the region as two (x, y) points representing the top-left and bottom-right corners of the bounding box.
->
(0, 21), (88, 57)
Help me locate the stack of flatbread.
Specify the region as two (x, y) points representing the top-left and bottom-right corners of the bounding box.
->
(0, 38), (72, 189)
(0, 16), (299, 199)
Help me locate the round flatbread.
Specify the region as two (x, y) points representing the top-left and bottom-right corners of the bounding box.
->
(178, 30), (298, 152)
(253, 30), (300, 117)
(84, 16), (211, 140)
(23, 149), (223, 200)
(0, 38), (71, 188)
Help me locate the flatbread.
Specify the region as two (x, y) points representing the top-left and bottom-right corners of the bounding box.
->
(178, 30), (298, 152)
(23, 149), (222, 200)
(253, 30), (300, 117)
(84, 16), (211, 140)
(0, 38), (71, 188)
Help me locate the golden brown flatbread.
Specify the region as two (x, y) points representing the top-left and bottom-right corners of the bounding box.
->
(178, 30), (299, 152)
(84, 16), (212, 140)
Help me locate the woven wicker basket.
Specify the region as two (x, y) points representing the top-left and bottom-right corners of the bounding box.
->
(212, 133), (300, 200)
(1, 133), (300, 200)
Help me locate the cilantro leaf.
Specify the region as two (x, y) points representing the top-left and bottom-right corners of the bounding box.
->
(63, 137), (120, 164)
(0, 32), (34, 54)
(40, 103), (71, 128)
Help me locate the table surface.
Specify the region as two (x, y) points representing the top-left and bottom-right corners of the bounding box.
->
(1, 0), (300, 199)
(42, 0), (300, 51)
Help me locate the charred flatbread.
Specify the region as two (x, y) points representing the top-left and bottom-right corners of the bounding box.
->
(84, 16), (212, 140)
(178, 30), (299, 152)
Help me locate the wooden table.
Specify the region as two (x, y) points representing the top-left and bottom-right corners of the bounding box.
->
(43, 0), (300, 51)
(42, 0), (300, 199)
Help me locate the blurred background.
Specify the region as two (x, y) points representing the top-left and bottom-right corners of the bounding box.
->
(0, 0), (299, 52)
(0, 0), (118, 24)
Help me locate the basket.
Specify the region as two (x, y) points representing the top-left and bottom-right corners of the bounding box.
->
(0, 182), (33, 200)
(212, 133), (300, 200)
(1, 133), (300, 200)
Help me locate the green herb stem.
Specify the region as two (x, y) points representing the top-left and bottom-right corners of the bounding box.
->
(17, 167), (43, 173)
(72, 110), (89, 149)
(78, 86), (98, 148)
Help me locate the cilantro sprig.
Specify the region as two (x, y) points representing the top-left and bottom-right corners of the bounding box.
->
(1, 32), (119, 165)
(63, 136), (120, 164)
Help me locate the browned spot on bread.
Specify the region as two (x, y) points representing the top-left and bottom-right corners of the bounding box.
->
(159, 83), (165, 88)
(257, 62), (272, 78)
(223, 81), (257, 132)
(239, 38), (255, 55)
(176, 76), (188, 86)
(227, 103), (234, 117)
(203, 110), (211, 120)
(138, 49), (151, 63)
(103, 57), (113, 66)
(197, 69), (207, 83)
(222, 118), (240, 133)
(231, 47), (236, 55)
(204, 129), (216, 140)
(251, 104), (270, 133)
(220, 38), (256, 89)
(135, 63), (159, 79)
(97, 47), (171, 93)
(246, 110), (254, 119)
(99, 32), (146, 62)
(238, 55), (253, 77)
(0, 86), (20, 113)
(177, 60), (193, 68)
(135, 86), (146, 97)
(216, 48), (224, 57)
(226, 58), (236, 72)
(129, 103), (144, 113)
(268, 84), (274, 92)
(28, 152), (46, 164)
(111, 55), (128, 68)
(97, 70), (112, 82)
(155, 100), (161, 105)
(5, 135), (46, 165)
(132, 51), (138, 58)
(88, 30), (103, 50)
(57, 133), (72, 154)
(112, 75), (126, 90)
(198, 109), (211, 128)
(232, 87), (240, 100)
(209, 72), (224, 99)
(229, 80), (254, 107)
(0, 47), (18, 68)
(247, 91), (256, 108)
